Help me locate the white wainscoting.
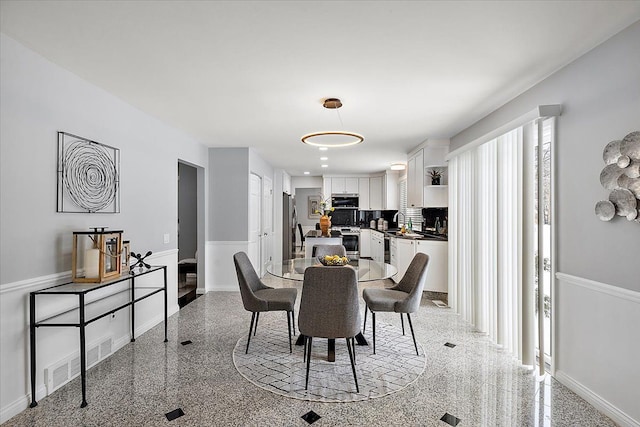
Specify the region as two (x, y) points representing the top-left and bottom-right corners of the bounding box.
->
(205, 241), (249, 292)
(555, 272), (640, 427)
(0, 250), (179, 425)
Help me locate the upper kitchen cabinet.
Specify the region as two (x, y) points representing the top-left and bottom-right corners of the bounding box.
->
(369, 171), (399, 210)
(369, 176), (383, 210)
(407, 148), (424, 208)
(332, 177), (359, 194)
(385, 171), (399, 210)
(358, 177), (370, 210)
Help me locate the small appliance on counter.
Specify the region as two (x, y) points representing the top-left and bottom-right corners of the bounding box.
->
(370, 219), (376, 229)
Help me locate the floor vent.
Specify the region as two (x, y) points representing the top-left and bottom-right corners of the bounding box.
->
(432, 300), (448, 308)
(44, 336), (114, 395)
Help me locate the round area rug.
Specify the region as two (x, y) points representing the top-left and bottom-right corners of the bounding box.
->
(232, 320), (426, 402)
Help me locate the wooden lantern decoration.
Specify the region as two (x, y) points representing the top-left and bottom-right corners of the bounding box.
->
(72, 227), (123, 283)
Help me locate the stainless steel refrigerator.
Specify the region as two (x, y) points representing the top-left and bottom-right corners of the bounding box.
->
(282, 193), (297, 261)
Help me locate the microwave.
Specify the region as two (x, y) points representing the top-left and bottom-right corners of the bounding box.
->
(331, 194), (359, 209)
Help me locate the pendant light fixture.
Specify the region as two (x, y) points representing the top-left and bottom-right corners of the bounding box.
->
(301, 98), (364, 147)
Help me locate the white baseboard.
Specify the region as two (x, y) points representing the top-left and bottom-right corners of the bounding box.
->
(555, 370), (639, 427)
(0, 385), (46, 424)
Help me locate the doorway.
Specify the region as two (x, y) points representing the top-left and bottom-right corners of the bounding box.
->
(177, 162), (199, 308)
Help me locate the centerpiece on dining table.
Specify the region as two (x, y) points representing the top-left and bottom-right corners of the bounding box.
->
(314, 196), (335, 237)
(317, 254), (350, 266)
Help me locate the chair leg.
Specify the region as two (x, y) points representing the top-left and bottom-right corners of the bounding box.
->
(400, 313), (405, 335)
(245, 312), (256, 354)
(292, 308), (296, 335)
(406, 313), (419, 356)
(351, 337), (356, 365)
(363, 304), (368, 333)
(346, 337), (359, 394)
(254, 312), (260, 336)
(305, 337), (313, 390)
(372, 312), (376, 355)
(287, 311), (292, 353)
(303, 335), (307, 363)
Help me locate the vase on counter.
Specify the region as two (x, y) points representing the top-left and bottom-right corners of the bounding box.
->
(319, 215), (331, 236)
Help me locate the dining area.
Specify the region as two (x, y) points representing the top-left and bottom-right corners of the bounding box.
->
(231, 245), (430, 401)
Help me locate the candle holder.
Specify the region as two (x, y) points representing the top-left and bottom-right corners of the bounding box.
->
(72, 227), (123, 283)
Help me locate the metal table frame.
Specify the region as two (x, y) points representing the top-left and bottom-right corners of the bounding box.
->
(29, 266), (167, 408)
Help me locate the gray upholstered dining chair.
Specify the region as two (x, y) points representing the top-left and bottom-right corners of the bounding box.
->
(298, 265), (361, 393)
(233, 252), (297, 354)
(313, 244), (347, 258)
(362, 252), (429, 356)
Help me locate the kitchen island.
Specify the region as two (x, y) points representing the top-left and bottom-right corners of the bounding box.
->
(304, 230), (342, 258)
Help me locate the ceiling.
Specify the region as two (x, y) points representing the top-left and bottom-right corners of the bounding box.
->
(2, 1), (639, 176)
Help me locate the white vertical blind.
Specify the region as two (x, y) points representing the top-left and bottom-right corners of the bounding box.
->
(448, 127), (530, 362)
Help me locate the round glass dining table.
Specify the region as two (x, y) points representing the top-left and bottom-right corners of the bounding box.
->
(267, 258), (397, 282)
(267, 258), (397, 362)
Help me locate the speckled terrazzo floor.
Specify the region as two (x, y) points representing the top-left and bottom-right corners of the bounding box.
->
(7, 276), (616, 426)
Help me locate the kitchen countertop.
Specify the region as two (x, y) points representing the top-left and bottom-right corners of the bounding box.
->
(383, 228), (448, 242)
(305, 230), (341, 238)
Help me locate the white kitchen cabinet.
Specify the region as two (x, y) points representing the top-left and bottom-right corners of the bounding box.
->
(415, 240), (448, 292)
(331, 177), (359, 194)
(389, 237), (397, 277)
(370, 230), (385, 263)
(384, 171), (399, 210)
(407, 149), (424, 208)
(392, 238), (416, 283)
(369, 176), (383, 210)
(359, 228), (371, 258)
(358, 178), (370, 209)
(345, 178), (359, 193)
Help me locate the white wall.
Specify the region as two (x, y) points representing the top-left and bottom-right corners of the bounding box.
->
(0, 34), (208, 423)
(291, 176), (323, 195)
(450, 21), (640, 425)
(205, 148), (275, 291)
(295, 188), (322, 227)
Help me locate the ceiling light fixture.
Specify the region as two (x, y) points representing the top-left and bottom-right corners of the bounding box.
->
(390, 163), (406, 171)
(319, 147), (328, 151)
(321, 164), (329, 168)
(302, 98), (364, 148)
(304, 171), (310, 175)
(320, 156), (328, 160)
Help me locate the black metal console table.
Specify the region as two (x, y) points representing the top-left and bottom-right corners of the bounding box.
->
(29, 266), (168, 408)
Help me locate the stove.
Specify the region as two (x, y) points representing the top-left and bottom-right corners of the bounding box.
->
(332, 227), (360, 256)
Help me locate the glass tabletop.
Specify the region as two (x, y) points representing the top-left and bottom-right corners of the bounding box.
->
(267, 258), (397, 282)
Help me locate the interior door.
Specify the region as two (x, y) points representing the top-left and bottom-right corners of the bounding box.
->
(262, 176), (273, 275)
(249, 174), (262, 271)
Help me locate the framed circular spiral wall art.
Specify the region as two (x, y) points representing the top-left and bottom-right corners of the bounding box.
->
(57, 132), (120, 213)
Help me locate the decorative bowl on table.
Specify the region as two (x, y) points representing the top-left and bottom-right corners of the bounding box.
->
(317, 255), (350, 266)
